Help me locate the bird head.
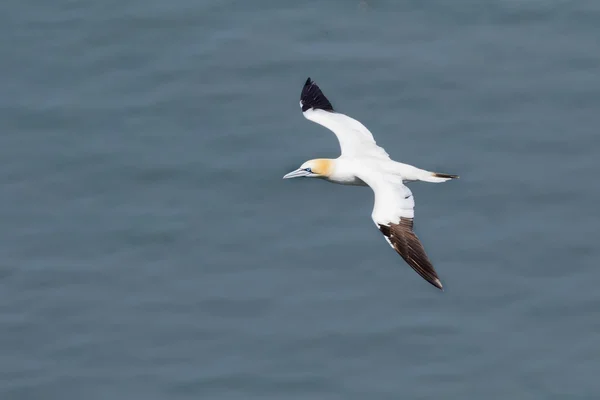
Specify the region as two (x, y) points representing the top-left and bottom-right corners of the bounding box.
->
(283, 159), (333, 180)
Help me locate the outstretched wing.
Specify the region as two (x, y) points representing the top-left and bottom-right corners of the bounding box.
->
(361, 172), (443, 290)
(299, 78), (390, 159)
(377, 218), (443, 290)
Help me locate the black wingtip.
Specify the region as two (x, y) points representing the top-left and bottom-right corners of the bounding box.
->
(300, 77), (334, 112)
(378, 221), (445, 292)
(432, 278), (444, 291)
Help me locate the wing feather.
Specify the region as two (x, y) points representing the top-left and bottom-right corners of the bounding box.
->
(358, 172), (443, 290)
(378, 219), (443, 290)
(300, 78), (389, 159)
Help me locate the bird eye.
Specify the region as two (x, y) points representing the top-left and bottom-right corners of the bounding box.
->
(304, 168), (312, 173)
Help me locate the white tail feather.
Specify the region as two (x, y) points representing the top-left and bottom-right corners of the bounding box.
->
(385, 161), (459, 183)
(422, 174), (454, 183)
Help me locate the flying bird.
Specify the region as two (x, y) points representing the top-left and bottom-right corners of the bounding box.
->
(283, 78), (458, 290)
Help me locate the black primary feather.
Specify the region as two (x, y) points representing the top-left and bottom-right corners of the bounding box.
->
(300, 77), (334, 112)
(378, 219), (443, 291)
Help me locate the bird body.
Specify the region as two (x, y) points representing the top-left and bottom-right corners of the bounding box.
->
(284, 78), (458, 290)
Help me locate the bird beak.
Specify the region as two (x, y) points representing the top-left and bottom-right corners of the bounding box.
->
(283, 168), (310, 179)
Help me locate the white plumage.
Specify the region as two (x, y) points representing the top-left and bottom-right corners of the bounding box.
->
(302, 107), (390, 159)
(284, 78), (458, 290)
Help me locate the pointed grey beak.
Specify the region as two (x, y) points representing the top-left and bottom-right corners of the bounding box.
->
(283, 168), (310, 179)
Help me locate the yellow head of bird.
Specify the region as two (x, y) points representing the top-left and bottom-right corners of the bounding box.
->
(283, 158), (333, 179)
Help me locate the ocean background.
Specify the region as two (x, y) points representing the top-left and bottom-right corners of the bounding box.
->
(1, 1), (600, 398)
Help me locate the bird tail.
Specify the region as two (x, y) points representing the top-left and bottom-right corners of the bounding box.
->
(428, 172), (460, 183)
(387, 161), (459, 183)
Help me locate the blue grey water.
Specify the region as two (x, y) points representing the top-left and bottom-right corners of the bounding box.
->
(1, 0), (599, 398)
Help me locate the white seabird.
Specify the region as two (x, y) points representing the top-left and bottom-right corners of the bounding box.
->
(283, 78), (459, 290)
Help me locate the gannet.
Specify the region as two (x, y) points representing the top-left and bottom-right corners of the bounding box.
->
(283, 78), (459, 291)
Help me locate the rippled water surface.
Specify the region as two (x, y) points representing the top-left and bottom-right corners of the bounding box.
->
(2, 1), (600, 398)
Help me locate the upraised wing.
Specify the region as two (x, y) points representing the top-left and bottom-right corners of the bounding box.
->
(299, 78), (390, 159)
